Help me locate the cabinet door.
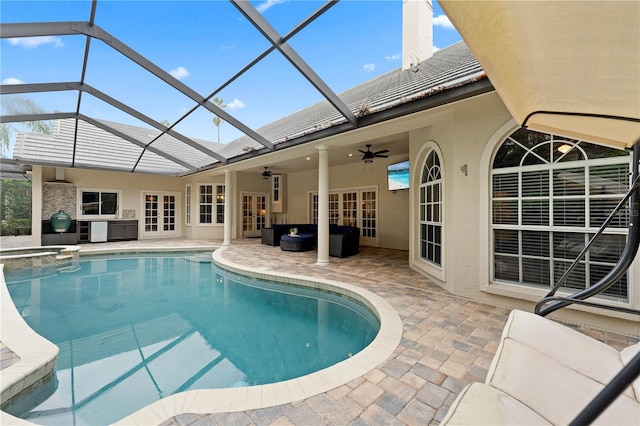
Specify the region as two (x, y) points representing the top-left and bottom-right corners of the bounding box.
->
(78, 221), (90, 243)
(124, 222), (138, 240)
(108, 222), (126, 240)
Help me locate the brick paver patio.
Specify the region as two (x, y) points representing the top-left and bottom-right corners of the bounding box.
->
(1, 236), (637, 425)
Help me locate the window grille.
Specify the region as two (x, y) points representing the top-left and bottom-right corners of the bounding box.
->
(185, 185), (192, 225)
(419, 150), (442, 266)
(199, 184), (225, 224)
(491, 130), (631, 301)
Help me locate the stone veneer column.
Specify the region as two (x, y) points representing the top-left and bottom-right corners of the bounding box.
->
(223, 169), (232, 245)
(316, 145), (330, 266)
(42, 182), (76, 219)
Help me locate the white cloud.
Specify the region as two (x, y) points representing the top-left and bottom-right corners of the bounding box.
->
(433, 14), (455, 30)
(170, 66), (189, 80)
(433, 45), (441, 53)
(363, 63), (376, 72)
(7, 36), (63, 48)
(2, 77), (25, 85)
(226, 98), (245, 110)
(385, 53), (401, 61)
(256, 0), (287, 13)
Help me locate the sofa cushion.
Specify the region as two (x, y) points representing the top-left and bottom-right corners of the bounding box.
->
(329, 224), (350, 235)
(441, 383), (551, 425)
(620, 342), (640, 399)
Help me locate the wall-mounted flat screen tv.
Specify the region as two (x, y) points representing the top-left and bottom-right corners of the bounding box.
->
(387, 160), (410, 190)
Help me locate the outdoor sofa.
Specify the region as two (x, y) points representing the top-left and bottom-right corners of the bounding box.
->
(261, 224), (360, 257)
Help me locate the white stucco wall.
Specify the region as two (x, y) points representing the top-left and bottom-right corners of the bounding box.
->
(36, 167), (187, 242)
(403, 93), (638, 335)
(282, 154), (410, 250)
(405, 93), (512, 293)
(28, 89), (638, 334)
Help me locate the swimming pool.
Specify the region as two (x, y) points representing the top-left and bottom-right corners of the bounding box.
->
(2, 251), (380, 425)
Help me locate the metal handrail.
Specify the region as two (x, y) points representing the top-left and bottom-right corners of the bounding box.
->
(569, 352), (640, 425)
(535, 142), (640, 317)
(542, 173), (640, 300)
(532, 140), (640, 425)
(535, 296), (640, 316)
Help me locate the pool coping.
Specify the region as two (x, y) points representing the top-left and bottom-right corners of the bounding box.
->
(0, 265), (59, 408)
(0, 245), (81, 272)
(1, 245), (403, 425)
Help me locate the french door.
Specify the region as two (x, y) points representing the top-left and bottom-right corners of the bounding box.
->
(311, 187), (377, 246)
(142, 191), (180, 238)
(242, 193), (268, 237)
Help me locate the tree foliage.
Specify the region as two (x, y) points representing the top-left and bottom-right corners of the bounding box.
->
(1, 179), (31, 220)
(211, 97), (226, 143)
(0, 95), (52, 156)
(0, 179), (32, 235)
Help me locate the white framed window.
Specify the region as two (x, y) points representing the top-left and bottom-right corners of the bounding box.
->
(216, 185), (225, 223)
(163, 194), (176, 231)
(185, 184), (192, 225)
(361, 190), (376, 238)
(491, 128), (631, 302)
(272, 174), (280, 203)
(77, 188), (121, 219)
(144, 194), (158, 232)
(329, 193), (339, 224)
(419, 150), (442, 267)
(198, 184), (225, 225)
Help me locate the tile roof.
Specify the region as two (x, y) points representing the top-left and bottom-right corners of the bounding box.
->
(219, 41), (485, 159)
(13, 41), (487, 176)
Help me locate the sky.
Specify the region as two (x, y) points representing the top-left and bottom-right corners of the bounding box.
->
(0, 0), (462, 151)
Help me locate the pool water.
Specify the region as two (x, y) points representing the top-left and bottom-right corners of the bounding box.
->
(2, 252), (379, 425)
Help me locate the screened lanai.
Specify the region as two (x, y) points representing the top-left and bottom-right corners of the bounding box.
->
(1, 0), (484, 176)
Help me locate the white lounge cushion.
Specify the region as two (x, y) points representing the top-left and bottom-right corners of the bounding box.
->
(441, 383), (551, 425)
(500, 310), (633, 397)
(620, 342), (640, 399)
(487, 338), (640, 425)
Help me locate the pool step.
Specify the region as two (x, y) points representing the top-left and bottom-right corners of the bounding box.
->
(57, 264), (81, 273)
(185, 254), (213, 263)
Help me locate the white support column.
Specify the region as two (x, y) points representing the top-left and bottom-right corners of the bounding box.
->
(223, 169), (232, 246)
(316, 145), (330, 266)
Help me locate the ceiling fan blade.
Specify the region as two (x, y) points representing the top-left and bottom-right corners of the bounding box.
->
(357, 149), (367, 154)
(375, 154), (389, 158)
(374, 149), (389, 155)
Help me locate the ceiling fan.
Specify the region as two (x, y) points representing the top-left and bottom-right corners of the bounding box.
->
(262, 166), (272, 179)
(359, 144), (389, 163)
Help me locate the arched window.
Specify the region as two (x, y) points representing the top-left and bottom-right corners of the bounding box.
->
(491, 128), (631, 300)
(420, 150), (442, 266)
